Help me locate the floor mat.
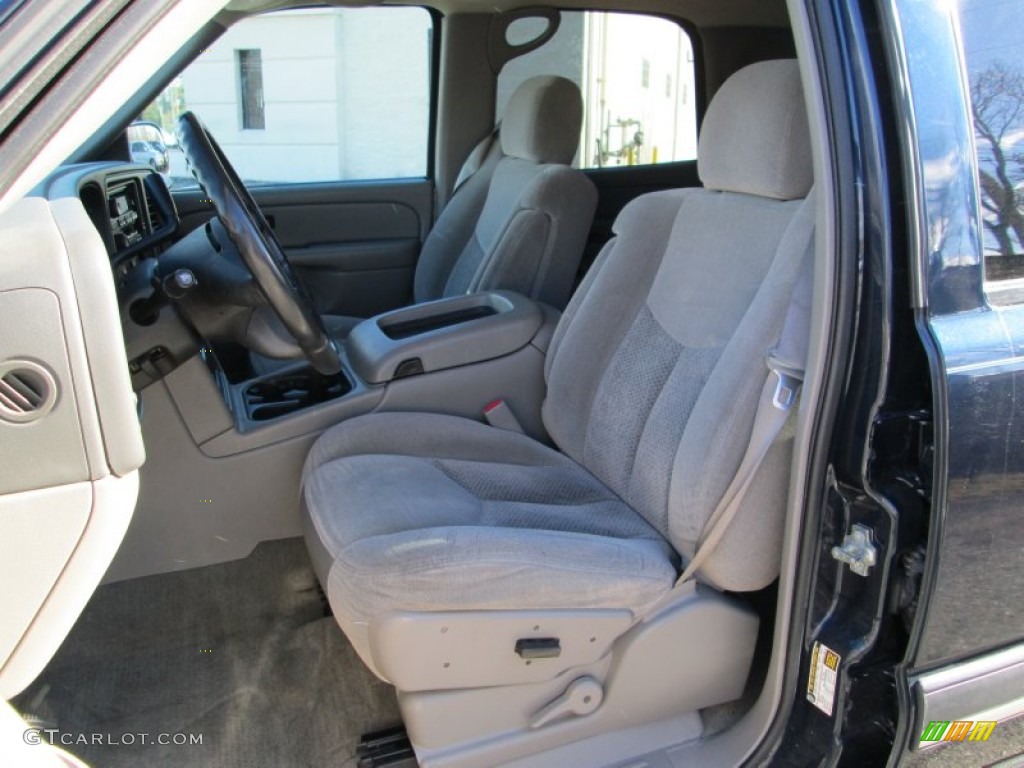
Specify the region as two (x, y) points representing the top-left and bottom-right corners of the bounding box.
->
(14, 538), (401, 768)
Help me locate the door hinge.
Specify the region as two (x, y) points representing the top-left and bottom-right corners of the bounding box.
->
(831, 523), (878, 577)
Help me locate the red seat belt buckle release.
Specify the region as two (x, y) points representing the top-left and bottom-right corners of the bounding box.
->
(483, 399), (524, 433)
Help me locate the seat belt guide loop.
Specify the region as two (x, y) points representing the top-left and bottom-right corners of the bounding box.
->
(766, 354), (804, 412)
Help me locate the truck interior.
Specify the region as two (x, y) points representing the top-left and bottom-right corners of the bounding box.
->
(0, 1), (852, 766)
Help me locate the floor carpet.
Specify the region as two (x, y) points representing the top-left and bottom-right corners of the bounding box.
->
(14, 538), (401, 768)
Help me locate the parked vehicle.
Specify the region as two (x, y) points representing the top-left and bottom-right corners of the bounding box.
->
(0, 0), (1020, 767)
(128, 139), (168, 172)
(127, 120), (170, 173)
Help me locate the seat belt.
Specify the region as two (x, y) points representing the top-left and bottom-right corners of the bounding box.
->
(637, 195), (816, 622)
(675, 353), (803, 584)
(676, 234), (814, 587)
(451, 124), (500, 194)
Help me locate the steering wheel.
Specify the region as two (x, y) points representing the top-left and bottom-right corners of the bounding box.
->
(176, 111), (342, 375)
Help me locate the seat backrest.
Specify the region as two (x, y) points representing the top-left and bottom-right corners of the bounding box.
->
(542, 60), (814, 591)
(413, 76), (598, 309)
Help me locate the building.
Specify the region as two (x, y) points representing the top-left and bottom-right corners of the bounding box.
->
(181, 8), (431, 183)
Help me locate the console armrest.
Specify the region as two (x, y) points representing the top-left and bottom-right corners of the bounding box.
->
(347, 291), (544, 384)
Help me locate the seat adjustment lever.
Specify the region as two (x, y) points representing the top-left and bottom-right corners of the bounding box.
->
(529, 676), (604, 729)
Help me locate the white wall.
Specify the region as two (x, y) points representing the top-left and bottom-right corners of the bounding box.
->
(582, 13), (697, 166)
(335, 9), (431, 180)
(181, 8), (430, 183)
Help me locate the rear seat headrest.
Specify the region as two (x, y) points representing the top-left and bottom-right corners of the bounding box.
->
(697, 59), (813, 201)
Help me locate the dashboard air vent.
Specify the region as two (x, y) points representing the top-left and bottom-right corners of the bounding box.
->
(0, 363), (57, 423)
(146, 193), (163, 232)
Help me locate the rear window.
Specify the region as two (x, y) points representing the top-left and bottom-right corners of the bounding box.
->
(497, 11), (698, 169)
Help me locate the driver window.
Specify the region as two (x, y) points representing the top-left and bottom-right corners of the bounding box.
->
(140, 7), (433, 189)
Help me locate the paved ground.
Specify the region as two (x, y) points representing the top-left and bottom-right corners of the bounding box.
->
(907, 716), (1024, 767)
(985, 278), (1024, 305)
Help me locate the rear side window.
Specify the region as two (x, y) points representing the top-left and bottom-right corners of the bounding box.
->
(497, 11), (698, 169)
(957, 0), (1024, 298)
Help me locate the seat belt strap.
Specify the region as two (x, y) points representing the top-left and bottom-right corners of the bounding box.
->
(675, 362), (802, 585)
(674, 225), (815, 589)
(637, 352), (804, 623)
(452, 124), (501, 194)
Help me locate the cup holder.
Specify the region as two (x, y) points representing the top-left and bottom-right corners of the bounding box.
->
(243, 367), (352, 422)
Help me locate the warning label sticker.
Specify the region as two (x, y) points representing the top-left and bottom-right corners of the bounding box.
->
(806, 641), (840, 717)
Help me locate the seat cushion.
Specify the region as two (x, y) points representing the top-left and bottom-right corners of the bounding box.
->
(302, 412), (677, 671)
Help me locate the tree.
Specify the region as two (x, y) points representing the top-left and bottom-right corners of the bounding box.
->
(970, 61), (1024, 260)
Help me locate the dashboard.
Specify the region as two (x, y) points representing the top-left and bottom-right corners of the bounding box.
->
(33, 163), (188, 389)
(34, 162), (179, 285)
(108, 179), (147, 251)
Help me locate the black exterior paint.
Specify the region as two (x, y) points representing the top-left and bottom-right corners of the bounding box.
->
(756, 0), (924, 760)
(889, 0), (1024, 669)
(762, 0), (1024, 762)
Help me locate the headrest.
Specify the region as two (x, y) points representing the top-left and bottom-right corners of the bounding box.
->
(697, 60), (812, 200)
(500, 76), (583, 165)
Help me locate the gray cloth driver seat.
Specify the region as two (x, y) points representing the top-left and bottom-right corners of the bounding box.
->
(302, 60), (815, 679)
(322, 75), (598, 338)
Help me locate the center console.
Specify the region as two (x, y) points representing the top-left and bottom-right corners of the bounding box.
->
(158, 290), (556, 458)
(347, 291), (543, 384)
(241, 368), (353, 422)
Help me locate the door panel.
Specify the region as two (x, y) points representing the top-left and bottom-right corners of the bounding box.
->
(286, 240), (419, 318)
(173, 178), (432, 318)
(886, 0), (1024, 748)
(895, 0), (1024, 666)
